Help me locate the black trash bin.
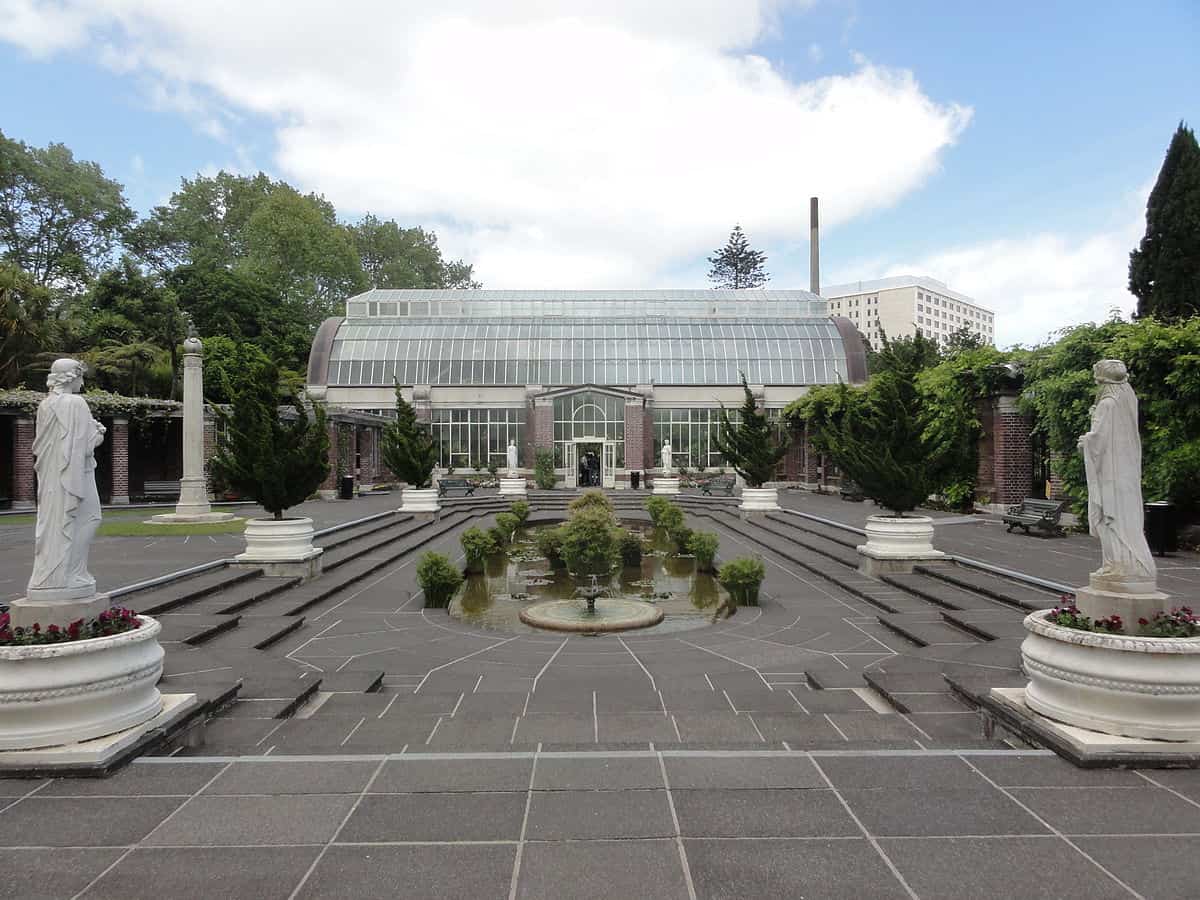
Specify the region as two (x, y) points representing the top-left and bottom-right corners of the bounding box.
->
(339, 475), (355, 500)
(1144, 501), (1177, 556)
(630, 471), (641, 490)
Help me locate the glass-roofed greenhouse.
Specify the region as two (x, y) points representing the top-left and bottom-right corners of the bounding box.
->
(307, 289), (866, 488)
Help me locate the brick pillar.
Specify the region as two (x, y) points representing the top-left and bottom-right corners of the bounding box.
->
(801, 424), (820, 487)
(358, 427), (377, 487)
(12, 417), (36, 509)
(109, 417), (130, 505)
(784, 426), (802, 481)
(319, 420), (339, 498)
(993, 394), (1033, 507)
(975, 397), (996, 504)
(202, 409), (218, 469)
(623, 398), (644, 483)
(347, 425), (359, 493)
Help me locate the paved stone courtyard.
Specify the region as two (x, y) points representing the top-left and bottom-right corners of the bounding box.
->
(4, 489), (1200, 897)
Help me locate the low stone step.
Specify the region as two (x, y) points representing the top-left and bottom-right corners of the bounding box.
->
(156, 613), (241, 645)
(131, 566), (263, 615)
(318, 670), (385, 693)
(878, 615), (979, 647)
(187, 576), (301, 614)
(200, 616), (307, 650)
(318, 512), (411, 551)
(916, 563), (1066, 610)
(765, 512), (861, 550)
(881, 572), (1005, 611)
(941, 610), (1029, 642)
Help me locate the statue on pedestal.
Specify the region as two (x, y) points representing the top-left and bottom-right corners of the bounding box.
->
(661, 440), (672, 475)
(1078, 359), (1156, 589)
(28, 359), (105, 600)
(507, 438), (519, 476)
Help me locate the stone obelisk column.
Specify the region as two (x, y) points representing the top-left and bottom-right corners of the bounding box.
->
(151, 331), (235, 524)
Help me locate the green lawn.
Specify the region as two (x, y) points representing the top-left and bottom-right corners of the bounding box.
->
(1, 509), (247, 536)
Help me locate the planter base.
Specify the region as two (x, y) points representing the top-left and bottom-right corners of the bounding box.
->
(401, 487), (441, 514)
(148, 512), (239, 525)
(499, 477), (527, 497)
(739, 487), (780, 512)
(652, 477), (680, 496)
(857, 514), (943, 575)
(1073, 583), (1171, 625)
(234, 549), (323, 581)
(9, 592), (111, 631)
(0, 692), (198, 774)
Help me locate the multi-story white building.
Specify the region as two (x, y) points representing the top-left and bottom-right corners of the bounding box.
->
(821, 275), (995, 347)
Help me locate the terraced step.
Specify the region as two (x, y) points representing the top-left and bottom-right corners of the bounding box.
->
(186, 575), (301, 614)
(766, 511), (861, 549)
(200, 616), (307, 650)
(915, 562), (1066, 610)
(156, 613), (241, 645)
(878, 613), (981, 647)
(941, 609), (1029, 642)
(129, 566), (263, 615)
(880, 572), (1005, 611)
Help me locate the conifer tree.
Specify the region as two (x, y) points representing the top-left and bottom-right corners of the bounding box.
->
(381, 381), (437, 488)
(1130, 122), (1200, 320)
(707, 225), (769, 289)
(210, 362), (330, 518)
(712, 374), (789, 487)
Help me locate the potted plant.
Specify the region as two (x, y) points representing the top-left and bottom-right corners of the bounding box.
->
(381, 382), (439, 513)
(210, 362), (330, 570)
(688, 531), (720, 572)
(713, 374), (789, 511)
(417, 551), (464, 609)
(717, 557), (766, 606)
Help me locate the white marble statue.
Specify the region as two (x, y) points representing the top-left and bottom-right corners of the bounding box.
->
(28, 359), (106, 599)
(1078, 359), (1155, 586)
(506, 438), (519, 476)
(661, 440), (673, 474)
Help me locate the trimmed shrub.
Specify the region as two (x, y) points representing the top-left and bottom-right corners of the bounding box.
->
(495, 512), (520, 542)
(669, 525), (694, 554)
(560, 509), (620, 576)
(569, 489), (613, 516)
(534, 449), (556, 489)
(488, 525), (508, 549)
(688, 531), (720, 572)
(536, 526), (566, 568)
(617, 529), (643, 566)
(717, 557), (766, 606)
(509, 500), (530, 525)
(645, 495), (671, 527)
(417, 552), (464, 609)
(460, 527), (498, 574)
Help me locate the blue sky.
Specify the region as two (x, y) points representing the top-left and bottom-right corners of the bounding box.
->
(1, 0), (1197, 346)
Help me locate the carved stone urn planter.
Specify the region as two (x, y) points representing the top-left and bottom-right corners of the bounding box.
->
(739, 487), (779, 512)
(1021, 612), (1200, 741)
(856, 514), (945, 575)
(236, 516), (323, 578)
(400, 487), (440, 513)
(0, 617), (164, 751)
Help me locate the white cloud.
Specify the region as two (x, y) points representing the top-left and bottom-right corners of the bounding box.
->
(0, 1), (971, 286)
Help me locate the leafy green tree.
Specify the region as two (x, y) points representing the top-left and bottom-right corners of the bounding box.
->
(209, 361), (330, 519)
(0, 130), (134, 291)
(707, 225), (768, 290)
(712, 374), (789, 487)
(200, 336), (274, 404)
(560, 509), (620, 577)
(380, 383), (437, 488)
(1129, 123), (1200, 320)
(350, 215), (479, 289)
(0, 263), (56, 388)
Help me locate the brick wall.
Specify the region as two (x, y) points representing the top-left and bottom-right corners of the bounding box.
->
(12, 418), (35, 507)
(320, 421), (339, 493)
(783, 427), (802, 481)
(974, 397), (996, 501)
(532, 402), (553, 456)
(801, 425), (820, 485)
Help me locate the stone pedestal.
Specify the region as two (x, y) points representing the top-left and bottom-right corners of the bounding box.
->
(653, 476), (680, 495)
(9, 588), (111, 631)
(1073, 573), (1170, 625)
(499, 477), (527, 497)
(234, 517), (323, 580)
(856, 515), (944, 576)
(740, 487), (780, 512)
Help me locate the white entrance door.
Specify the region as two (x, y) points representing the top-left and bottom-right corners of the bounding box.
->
(565, 443), (577, 488)
(603, 442), (616, 488)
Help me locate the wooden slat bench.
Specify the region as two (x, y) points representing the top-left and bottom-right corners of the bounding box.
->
(141, 480), (181, 500)
(437, 479), (476, 497)
(1003, 498), (1067, 536)
(700, 475), (736, 496)
(839, 480), (865, 501)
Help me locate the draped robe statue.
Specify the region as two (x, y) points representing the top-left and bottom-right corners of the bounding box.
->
(1078, 359), (1156, 589)
(27, 359), (106, 600)
(506, 439), (519, 476)
(661, 440), (673, 474)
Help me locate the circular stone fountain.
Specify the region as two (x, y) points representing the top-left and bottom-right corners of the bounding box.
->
(520, 597), (664, 633)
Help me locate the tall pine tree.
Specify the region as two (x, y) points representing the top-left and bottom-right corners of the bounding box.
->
(1130, 122), (1200, 320)
(380, 382), (437, 489)
(712, 374), (789, 486)
(707, 225), (769, 289)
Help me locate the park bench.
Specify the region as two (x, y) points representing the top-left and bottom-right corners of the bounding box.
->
(141, 480), (181, 500)
(839, 480), (865, 502)
(437, 478), (476, 497)
(700, 475), (736, 496)
(1003, 498), (1067, 536)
